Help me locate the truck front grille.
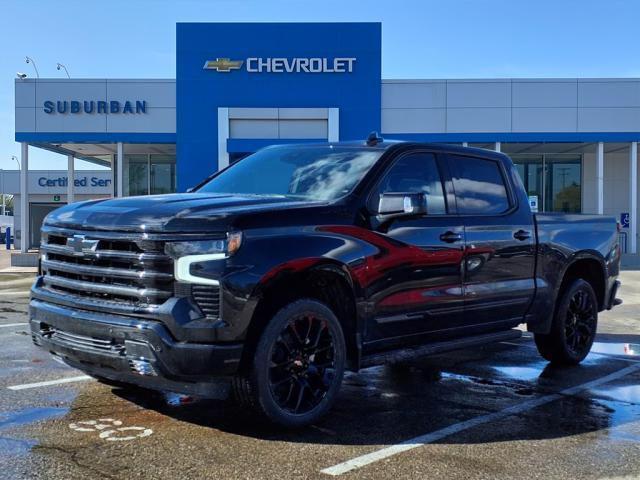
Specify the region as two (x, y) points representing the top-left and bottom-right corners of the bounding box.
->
(40, 227), (174, 307)
(41, 324), (125, 356)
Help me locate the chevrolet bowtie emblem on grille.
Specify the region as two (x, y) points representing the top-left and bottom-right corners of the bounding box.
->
(67, 235), (99, 255)
(203, 58), (244, 72)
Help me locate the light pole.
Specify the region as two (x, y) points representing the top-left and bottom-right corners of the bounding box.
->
(25, 56), (39, 78)
(56, 63), (70, 78)
(11, 155), (20, 169)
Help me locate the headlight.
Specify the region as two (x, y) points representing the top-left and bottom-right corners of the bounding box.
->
(226, 231), (243, 256)
(165, 232), (242, 258)
(167, 232), (243, 285)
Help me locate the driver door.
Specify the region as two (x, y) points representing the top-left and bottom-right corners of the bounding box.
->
(365, 151), (466, 349)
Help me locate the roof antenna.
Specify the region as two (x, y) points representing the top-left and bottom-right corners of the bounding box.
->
(366, 131), (384, 146)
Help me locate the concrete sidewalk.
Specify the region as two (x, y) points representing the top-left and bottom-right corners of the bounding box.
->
(0, 249), (37, 274)
(0, 272), (34, 296)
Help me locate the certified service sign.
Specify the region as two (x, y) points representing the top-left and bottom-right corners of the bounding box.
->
(204, 57), (356, 73)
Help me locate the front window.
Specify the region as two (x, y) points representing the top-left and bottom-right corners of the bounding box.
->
(373, 152), (447, 214)
(198, 145), (383, 201)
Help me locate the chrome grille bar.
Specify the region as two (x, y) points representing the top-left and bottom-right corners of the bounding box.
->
(42, 275), (172, 302)
(42, 258), (173, 282)
(40, 243), (171, 265)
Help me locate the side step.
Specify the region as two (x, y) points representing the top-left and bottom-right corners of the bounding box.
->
(360, 329), (522, 368)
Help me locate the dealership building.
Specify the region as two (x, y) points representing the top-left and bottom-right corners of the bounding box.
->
(13, 22), (640, 254)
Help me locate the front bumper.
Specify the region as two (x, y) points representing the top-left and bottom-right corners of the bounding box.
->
(29, 297), (244, 398)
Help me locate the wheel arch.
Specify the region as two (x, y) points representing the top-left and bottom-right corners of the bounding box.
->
(558, 252), (607, 311)
(238, 259), (362, 373)
(529, 250), (607, 334)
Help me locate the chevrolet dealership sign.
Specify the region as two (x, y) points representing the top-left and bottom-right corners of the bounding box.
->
(204, 57), (356, 73)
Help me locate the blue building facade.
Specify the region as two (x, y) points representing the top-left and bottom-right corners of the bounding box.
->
(176, 22), (381, 191)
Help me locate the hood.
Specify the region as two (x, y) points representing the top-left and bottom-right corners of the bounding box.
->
(44, 193), (327, 233)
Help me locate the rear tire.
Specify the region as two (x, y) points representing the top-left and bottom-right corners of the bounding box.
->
(233, 299), (346, 428)
(534, 279), (598, 365)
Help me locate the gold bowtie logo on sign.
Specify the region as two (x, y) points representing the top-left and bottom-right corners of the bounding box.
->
(203, 58), (244, 72)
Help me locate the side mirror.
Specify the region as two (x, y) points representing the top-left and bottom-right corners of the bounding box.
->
(377, 192), (427, 218)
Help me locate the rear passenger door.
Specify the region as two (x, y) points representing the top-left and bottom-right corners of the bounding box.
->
(447, 153), (536, 328)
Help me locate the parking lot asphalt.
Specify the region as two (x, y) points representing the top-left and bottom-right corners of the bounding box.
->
(1, 272), (640, 479)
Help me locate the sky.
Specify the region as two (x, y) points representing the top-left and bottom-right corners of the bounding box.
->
(1, 0), (639, 171)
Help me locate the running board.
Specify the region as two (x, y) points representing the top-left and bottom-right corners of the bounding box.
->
(360, 329), (522, 368)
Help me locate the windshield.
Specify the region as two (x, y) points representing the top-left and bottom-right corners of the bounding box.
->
(197, 145), (383, 201)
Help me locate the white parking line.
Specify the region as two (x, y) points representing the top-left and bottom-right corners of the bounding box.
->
(7, 375), (93, 391)
(321, 363), (640, 476)
(0, 323), (27, 328)
(500, 341), (640, 363)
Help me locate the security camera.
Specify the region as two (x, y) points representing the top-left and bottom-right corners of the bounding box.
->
(16, 72), (27, 79)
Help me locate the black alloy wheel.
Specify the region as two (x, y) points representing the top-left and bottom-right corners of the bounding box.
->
(268, 313), (336, 415)
(233, 299), (346, 427)
(564, 288), (597, 357)
(534, 278), (598, 365)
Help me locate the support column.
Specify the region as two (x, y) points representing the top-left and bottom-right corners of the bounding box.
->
(20, 143), (28, 253)
(495, 141), (501, 152)
(630, 142), (638, 254)
(109, 155), (115, 197)
(217, 108), (230, 172)
(1, 169), (5, 216)
(67, 154), (75, 204)
(116, 142), (124, 197)
(597, 142), (604, 215)
(328, 108), (339, 142)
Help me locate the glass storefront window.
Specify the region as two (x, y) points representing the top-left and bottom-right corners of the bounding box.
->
(126, 154), (149, 196)
(547, 155), (581, 213)
(124, 153), (176, 196)
(150, 155), (176, 195)
(513, 155), (543, 202)
(511, 153), (581, 213)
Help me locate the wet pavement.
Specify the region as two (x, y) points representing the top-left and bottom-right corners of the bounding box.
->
(1, 272), (640, 479)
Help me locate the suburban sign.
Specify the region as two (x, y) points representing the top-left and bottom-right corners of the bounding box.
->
(204, 57), (357, 73)
(43, 100), (147, 114)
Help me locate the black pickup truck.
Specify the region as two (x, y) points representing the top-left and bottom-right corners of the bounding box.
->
(30, 135), (621, 427)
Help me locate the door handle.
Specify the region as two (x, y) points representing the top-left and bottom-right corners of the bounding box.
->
(440, 231), (462, 243)
(513, 229), (532, 241)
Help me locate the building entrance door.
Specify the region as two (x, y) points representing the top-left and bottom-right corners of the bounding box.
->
(30, 203), (60, 248)
(513, 154), (581, 213)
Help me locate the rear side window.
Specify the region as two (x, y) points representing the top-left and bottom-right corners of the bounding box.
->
(449, 155), (510, 215)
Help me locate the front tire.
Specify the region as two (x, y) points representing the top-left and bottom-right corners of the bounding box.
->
(534, 279), (598, 365)
(233, 299), (346, 427)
